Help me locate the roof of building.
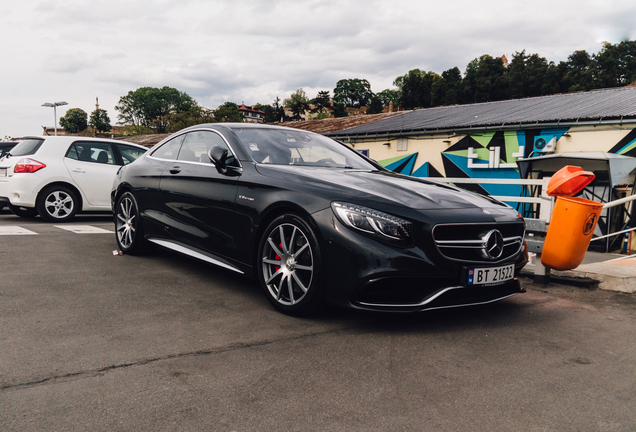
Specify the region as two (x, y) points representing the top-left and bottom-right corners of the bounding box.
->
(326, 86), (636, 138)
(274, 111), (406, 134)
(237, 104), (265, 115)
(118, 133), (170, 147)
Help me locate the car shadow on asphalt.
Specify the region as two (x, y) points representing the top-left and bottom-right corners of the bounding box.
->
(118, 241), (535, 333)
(327, 299), (529, 332)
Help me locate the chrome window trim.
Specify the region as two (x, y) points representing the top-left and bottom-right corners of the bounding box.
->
(147, 128), (242, 169)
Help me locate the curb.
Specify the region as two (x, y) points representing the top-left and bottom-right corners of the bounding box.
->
(520, 270), (598, 288)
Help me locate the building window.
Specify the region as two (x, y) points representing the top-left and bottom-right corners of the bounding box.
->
(397, 137), (407, 151)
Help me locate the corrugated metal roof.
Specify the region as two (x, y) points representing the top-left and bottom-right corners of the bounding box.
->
(326, 86), (636, 137)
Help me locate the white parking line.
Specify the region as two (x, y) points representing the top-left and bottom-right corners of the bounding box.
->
(0, 226), (38, 235)
(53, 225), (114, 234)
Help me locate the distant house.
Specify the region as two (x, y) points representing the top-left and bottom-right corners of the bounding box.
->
(237, 104), (265, 123)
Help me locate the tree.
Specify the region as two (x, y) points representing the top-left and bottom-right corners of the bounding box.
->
(566, 50), (595, 92)
(462, 55), (508, 103)
(613, 40), (636, 84)
(366, 95), (384, 114)
(441, 67), (463, 105)
(593, 41), (636, 88)
(430, 74), (446, 107)
(284, 89), (310, 120)
(89, 108), (111, 133)
(507, 51), (550, 99)
(376, 89), (401, 107)
(59, 108), (88, 134)
(333, 78), (373, 107)
(165, 106), (215, 132)
(212, 102), (243, 123)
(394, 69), (440, 109)
(115, 86), (197, 133)
(507, 50), (529, 99)
(312, 90), (332, 113)
(254, 97), (288, 123)
(332, 101), (348, 118)
(542, 61), (570, 95)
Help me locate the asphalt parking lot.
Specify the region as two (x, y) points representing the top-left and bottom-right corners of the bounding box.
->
(1, 211), (635, 431)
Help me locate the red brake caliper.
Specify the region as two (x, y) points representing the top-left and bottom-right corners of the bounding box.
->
(274, 242), (283, 272)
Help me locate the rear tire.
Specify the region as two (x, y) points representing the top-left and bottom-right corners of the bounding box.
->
(37, 185), (79, 222)
(115, 191), (148, 255)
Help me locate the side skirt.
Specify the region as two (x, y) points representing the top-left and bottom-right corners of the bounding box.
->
(147, 238), (245, 275)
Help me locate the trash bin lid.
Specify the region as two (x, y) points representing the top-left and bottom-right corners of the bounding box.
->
(546, 165), (596, 197)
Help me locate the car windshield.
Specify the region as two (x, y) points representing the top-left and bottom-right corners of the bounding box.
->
(8, 138), (44, 157)
(233, 128), (376, 169)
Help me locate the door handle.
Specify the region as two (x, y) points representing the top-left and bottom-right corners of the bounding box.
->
(169, 166), (181, 174)
(72, 169), (86, 173)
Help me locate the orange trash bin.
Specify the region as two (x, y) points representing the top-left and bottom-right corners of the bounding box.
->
(541, 196), (603, 270)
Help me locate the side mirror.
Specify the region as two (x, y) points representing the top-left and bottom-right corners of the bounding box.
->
(208, 146), (228, 173)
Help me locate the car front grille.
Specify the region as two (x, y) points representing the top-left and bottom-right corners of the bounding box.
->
(432, 222), (525, 263)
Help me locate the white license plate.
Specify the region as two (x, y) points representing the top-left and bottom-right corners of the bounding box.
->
(468, 264), (514, 285)
(0, 168), (6, 177)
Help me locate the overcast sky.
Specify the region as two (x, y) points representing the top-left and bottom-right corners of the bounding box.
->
(1, 0), (635, 138)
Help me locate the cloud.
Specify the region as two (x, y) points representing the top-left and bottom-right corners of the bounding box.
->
(1, 0), (635, 136)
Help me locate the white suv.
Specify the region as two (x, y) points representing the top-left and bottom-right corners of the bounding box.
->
(0, 136), (147, 222)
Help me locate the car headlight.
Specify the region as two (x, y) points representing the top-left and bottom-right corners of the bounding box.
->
(331, 202), (412, 246)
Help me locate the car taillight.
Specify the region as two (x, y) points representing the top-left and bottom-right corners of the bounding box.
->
(14, 158), (46, 173)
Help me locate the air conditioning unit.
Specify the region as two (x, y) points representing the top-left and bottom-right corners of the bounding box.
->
(533, 136), (557, 153)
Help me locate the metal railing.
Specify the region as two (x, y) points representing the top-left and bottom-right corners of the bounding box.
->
(435, 177), (554, 220)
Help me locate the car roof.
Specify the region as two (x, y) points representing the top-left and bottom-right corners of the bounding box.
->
(26, 136), (147, 150)
(180, 123), (316, 134)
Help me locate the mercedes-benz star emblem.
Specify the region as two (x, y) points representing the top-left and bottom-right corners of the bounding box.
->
(484, 229), (504, 259)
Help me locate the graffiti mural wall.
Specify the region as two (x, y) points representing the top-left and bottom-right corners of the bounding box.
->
(370, 126), (636, 198)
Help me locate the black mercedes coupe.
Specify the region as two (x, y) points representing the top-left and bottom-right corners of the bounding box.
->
(112, 123), (528, 315)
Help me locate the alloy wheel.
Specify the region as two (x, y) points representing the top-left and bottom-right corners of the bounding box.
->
(44, 190), (74, 219)
(262, 223), (314, 306)
(116, 196), (137, 249)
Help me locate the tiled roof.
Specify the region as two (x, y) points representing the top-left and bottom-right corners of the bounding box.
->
(117, 133), (170, 147)
(237, 104), (265, 114)
(325, 86), (636, 137)
(274, 111), (406, 134)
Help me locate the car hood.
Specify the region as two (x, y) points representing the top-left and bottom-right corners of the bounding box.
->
(254, 165), (512, 211)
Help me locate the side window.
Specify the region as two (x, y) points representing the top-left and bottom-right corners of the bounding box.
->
(118, 144), (147, 165)
(151, 135), (185, 160)
(66, 144), (79, 160)
(178, 131), (236, 165)
(67, 142), (115, 164)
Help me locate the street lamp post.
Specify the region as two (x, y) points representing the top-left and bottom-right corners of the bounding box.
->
(42, 101), (68, 136)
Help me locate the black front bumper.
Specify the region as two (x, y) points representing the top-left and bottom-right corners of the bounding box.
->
(311, 207), (526, 313)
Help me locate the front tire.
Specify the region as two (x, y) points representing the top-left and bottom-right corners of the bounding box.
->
(115, 191), (148, 255)
(37, 186), (79, 222)
(257, 214), (325, 316)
